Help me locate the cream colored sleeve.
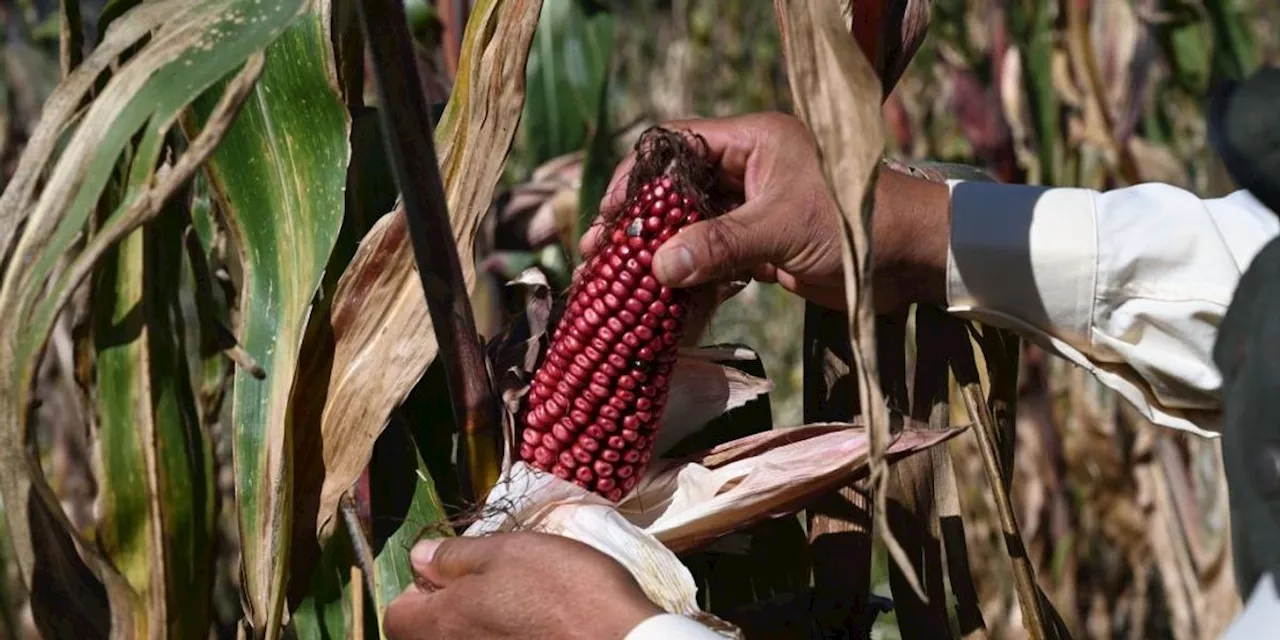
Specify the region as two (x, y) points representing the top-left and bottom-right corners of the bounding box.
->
(1223, 573), (1280, 639)
(623, 614), (727, 640)
(944, 180), (1278, 437)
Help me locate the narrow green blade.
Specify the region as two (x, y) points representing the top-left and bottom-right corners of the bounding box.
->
(0, 1), (307, 635)
(93, 201), (215, 638)
(185, 5), (351, 635)
(519, 0), (615, 171)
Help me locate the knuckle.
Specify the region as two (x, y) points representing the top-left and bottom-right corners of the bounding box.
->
(758, 111), (793, 127)
(754, 111), (803, 135)
(428, 539), (459, 569)
(696, 218), (749, 272)
(481, 533), (516, 559)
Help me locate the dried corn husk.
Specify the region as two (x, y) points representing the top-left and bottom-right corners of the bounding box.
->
(474, 268), (961, 635)
(468, 414), (960, 636)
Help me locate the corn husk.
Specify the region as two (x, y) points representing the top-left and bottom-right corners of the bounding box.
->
(477, 269), (961, 634)
(467, 430), (960, 635)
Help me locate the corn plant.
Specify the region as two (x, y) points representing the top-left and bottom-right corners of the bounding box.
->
(0, 0), (539, 636)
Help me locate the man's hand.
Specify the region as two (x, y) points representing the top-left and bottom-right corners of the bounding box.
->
(384, 532), (662, 640)
(581, 112), (951, 312)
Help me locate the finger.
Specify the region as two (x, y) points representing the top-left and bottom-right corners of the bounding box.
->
(384, 588), (440, 640)
(640, 116), (767, 189)
(579, 222), (605, 259)
(598, 153), (637, 216)
(583, 154), (637, 258)
(599, 114), (769, 214)
(651, 197), (795, 287)
(751, 263), (779, 283)
(410, 537), (494, 588)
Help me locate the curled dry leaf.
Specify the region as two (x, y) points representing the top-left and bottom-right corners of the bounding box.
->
(486, 151), (584, 252)
(631, 425), (963, 552)
(776, 0), (930, 599)
(464, 425), (961, 634)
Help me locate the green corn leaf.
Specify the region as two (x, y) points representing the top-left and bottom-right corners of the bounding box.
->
(1009, 0), (1058, 185)
(289, 400), (452, 639)
(290, 530), (357, 640)
(575, 38), (616, 251)
(519, 0), (615, 171)
(366, 412), (452, 636)
(183, 3), (351, 636)
(92, 196), (215, 639)
(0, 1), (306, 635)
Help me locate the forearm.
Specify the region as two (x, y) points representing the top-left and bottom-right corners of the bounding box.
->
(871, 167), (951, 309)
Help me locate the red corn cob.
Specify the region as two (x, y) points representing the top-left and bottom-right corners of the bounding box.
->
(519, 128), (723, 501)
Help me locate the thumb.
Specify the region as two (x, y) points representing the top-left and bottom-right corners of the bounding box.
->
(652, 203), (784, 288)
(410, 537), (491, 588)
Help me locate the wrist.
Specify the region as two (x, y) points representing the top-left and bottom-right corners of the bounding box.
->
(582, 594), (663, 640)
(873, 167), (950, 309)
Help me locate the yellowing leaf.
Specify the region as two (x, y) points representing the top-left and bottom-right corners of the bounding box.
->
(184, 5), (351, 635)
(0, 1), (301, 635)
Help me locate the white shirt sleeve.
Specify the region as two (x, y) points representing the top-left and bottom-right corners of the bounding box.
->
(1222, 573), (1280, 639)
(623, 613), (727, 640)
(944, 180), (1278, 437)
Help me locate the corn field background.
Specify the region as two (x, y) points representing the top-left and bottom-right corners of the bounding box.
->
(0, 0), (1277, 638)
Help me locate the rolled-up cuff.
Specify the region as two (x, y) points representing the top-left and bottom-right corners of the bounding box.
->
(944, 180), (1099, 350)
(624, 614), (726, 640)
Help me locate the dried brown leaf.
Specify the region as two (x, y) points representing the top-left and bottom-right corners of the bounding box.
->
(639, 426), (963, 554)
(470, 425), (961, 560)
(291, 0), (545, 544)
(487, 152), (583, 251)
(774, 0), (924, 598)
(0, 1), (176, 263)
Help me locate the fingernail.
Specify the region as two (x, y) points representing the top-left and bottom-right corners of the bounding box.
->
(410, 540), (440, 571)
(655, 244), (694, 284)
